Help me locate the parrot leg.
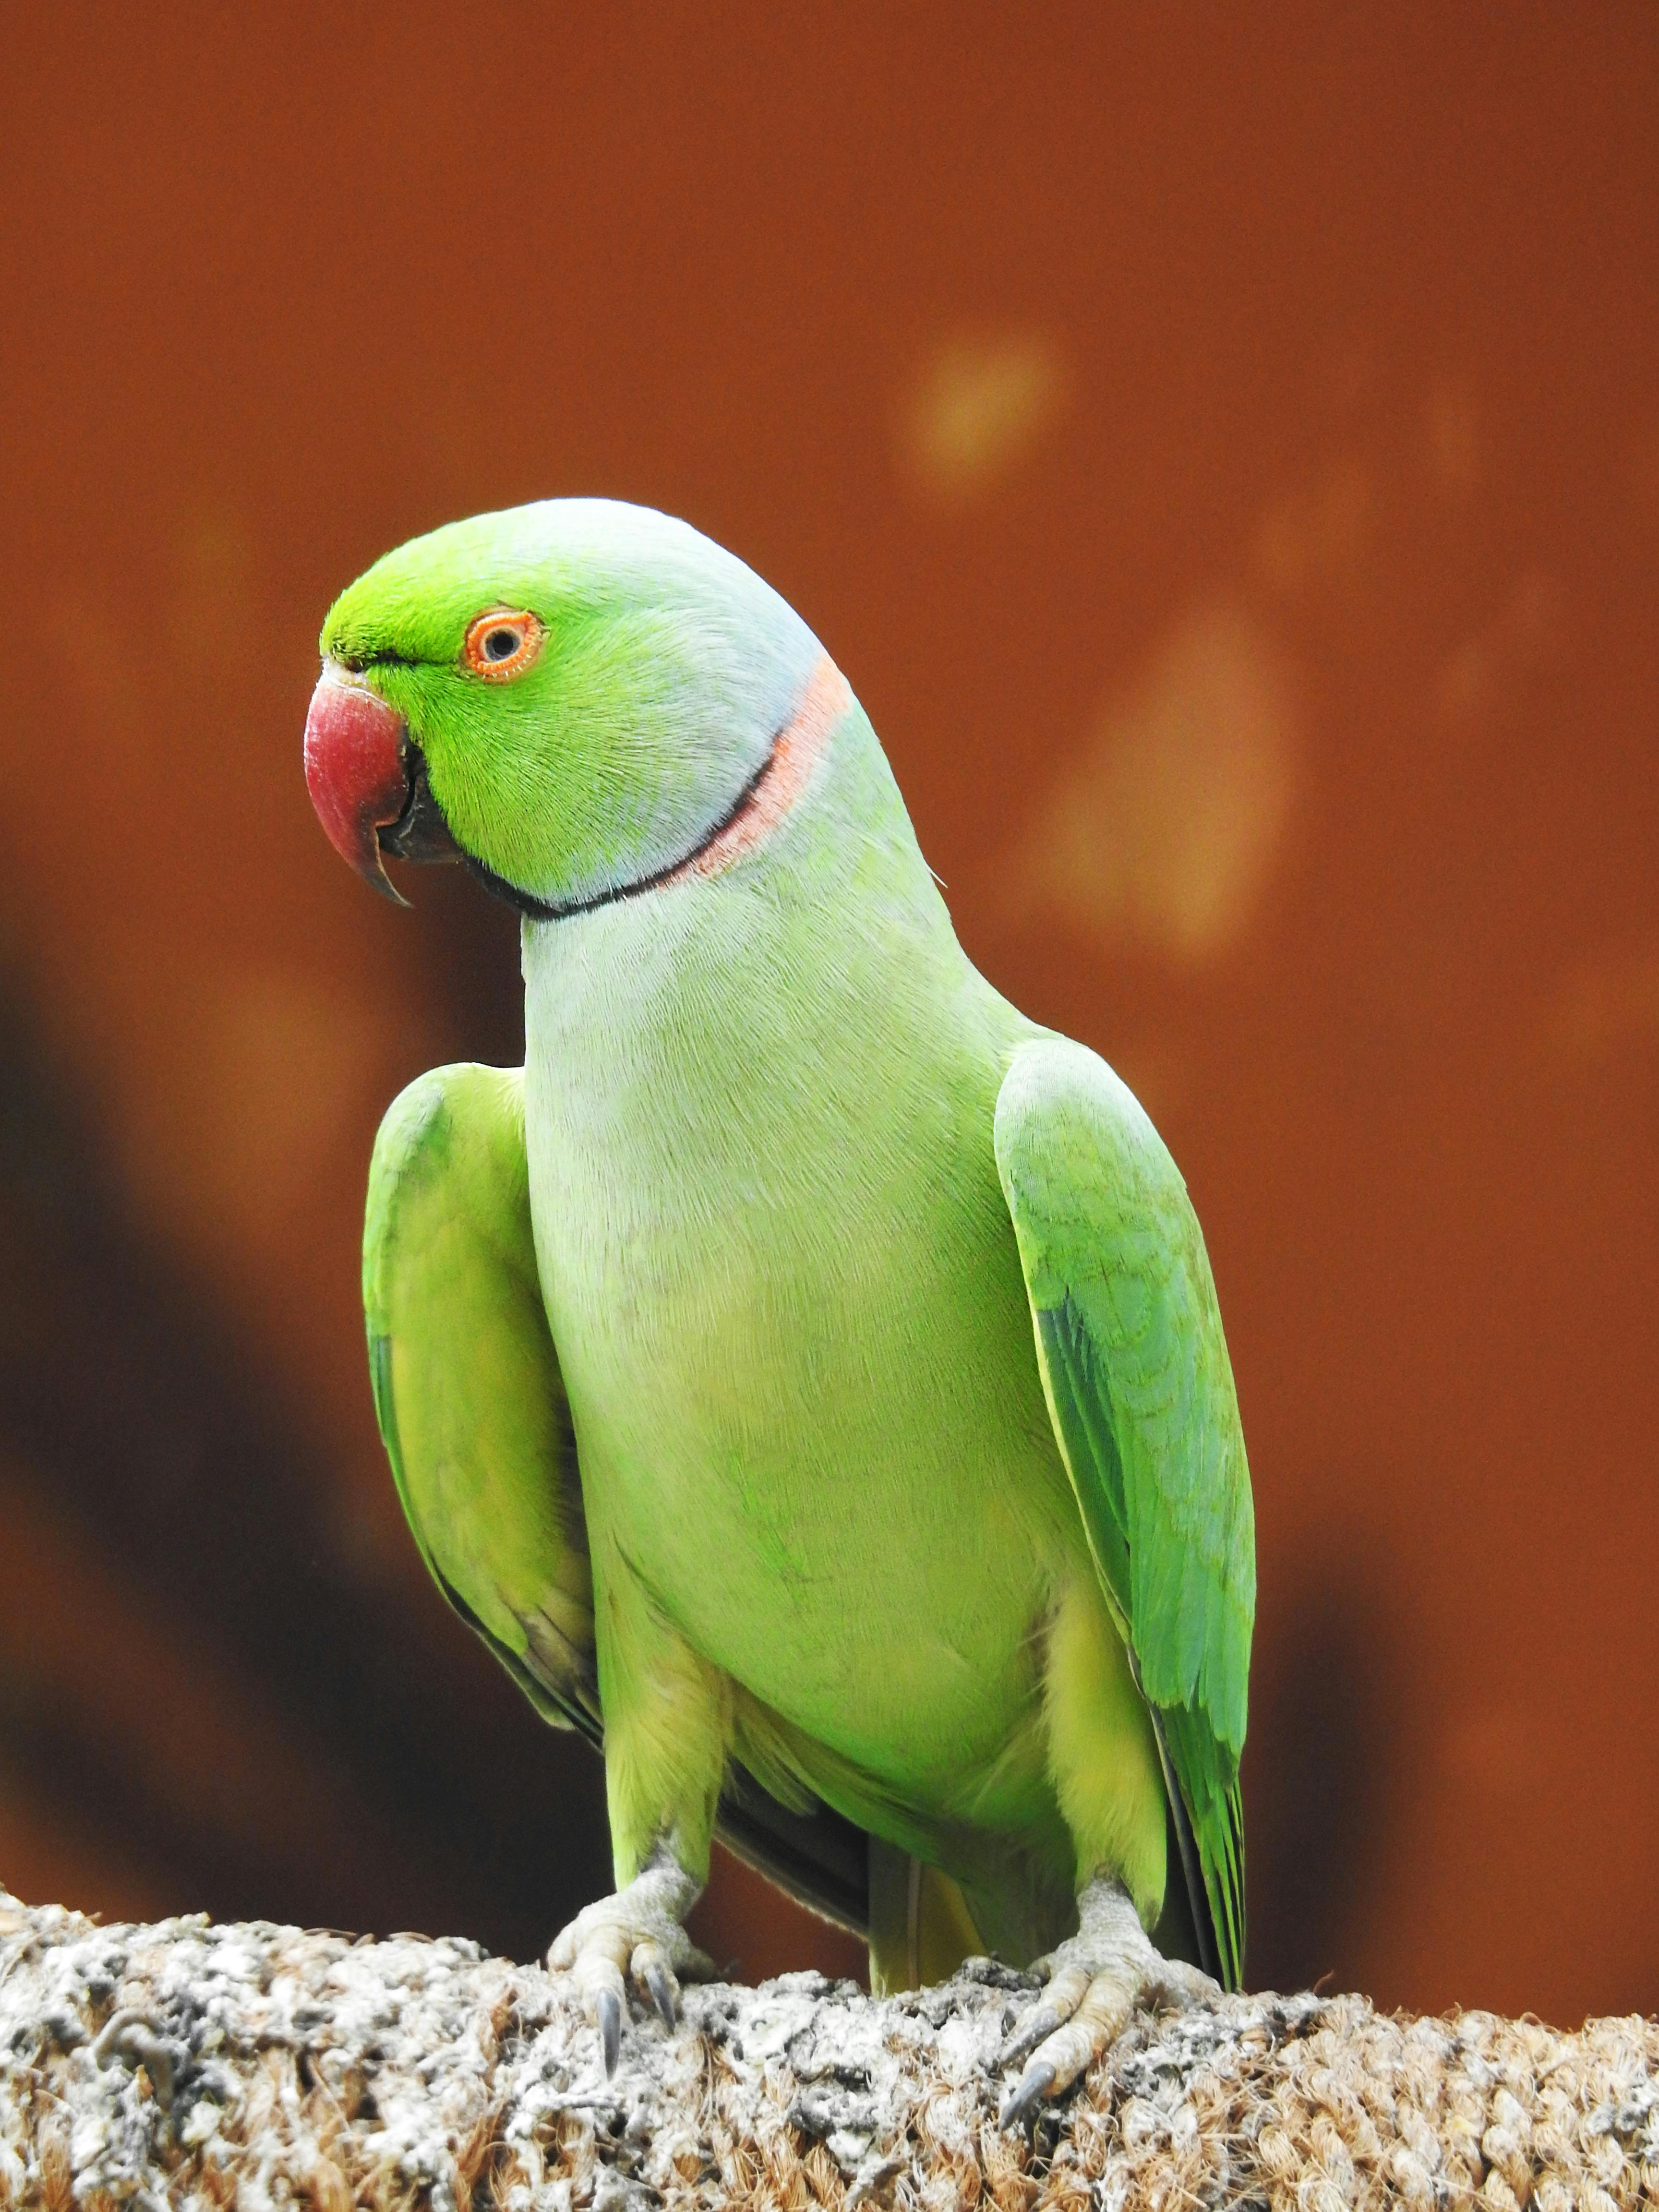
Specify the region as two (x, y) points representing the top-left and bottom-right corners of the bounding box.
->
(548, 1847), (717, 2075)
(552, 1563), (729, 2072)
(996, 1875), (1215, 2128)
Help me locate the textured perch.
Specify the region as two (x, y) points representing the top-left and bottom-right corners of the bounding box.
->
(0, 1890), (1655, 2211)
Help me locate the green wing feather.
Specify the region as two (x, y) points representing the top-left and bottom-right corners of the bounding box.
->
(364, 1062), (601, 1739)
(993, 1037), (1255, 1988)
(363, 1061), (872, 1933)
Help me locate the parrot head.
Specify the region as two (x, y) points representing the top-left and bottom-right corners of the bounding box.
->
(304, 500), (824, 913)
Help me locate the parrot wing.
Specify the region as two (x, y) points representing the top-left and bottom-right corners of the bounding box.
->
(363, 1061), (871, 1934)
(993, 1037), (1254, 1990)
(364, 1062), (601, 1741)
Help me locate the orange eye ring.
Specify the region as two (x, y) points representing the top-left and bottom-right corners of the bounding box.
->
(463, 607), (546, 681)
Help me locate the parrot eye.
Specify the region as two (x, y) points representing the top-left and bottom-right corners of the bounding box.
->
(463, 608), (546, 681)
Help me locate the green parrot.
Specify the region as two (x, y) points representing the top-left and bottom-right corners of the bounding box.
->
(303, 500), (1254, 2122)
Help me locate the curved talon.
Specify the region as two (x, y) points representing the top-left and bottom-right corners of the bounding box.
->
(548, 1858), (707, 2077)
(996, 1876), (1218, 2128)
(999, 1958), (1090, 2068)
(998, 2002), (1062, 2068)
(998, 2058), (1056, 2131)
(634, 1941), (679, 2029)
(595, 1981), (623, 2076)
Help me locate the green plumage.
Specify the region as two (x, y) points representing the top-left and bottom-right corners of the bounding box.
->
(365, 1065), (597, 1739)
(994, 1044), (1251, 1987)
(333, 499), (1256, 1995)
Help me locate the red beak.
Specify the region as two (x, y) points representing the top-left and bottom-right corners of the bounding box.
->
(303, 663), (412, 903)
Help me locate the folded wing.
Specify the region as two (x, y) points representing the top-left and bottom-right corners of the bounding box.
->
(993, 1038), (1255, 1988)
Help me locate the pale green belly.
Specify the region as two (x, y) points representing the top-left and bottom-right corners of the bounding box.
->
(533, 1151), (1085, 1819)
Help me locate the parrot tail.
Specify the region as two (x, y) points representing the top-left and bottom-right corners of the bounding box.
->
(866, 1840), (986, 1993)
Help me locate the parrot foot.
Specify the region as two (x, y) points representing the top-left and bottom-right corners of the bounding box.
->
(996, 1876), (1216, 2129)
(548, 1853), (715, 2076)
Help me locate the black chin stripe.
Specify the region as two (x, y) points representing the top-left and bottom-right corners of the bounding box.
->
(462, 738), (778, 924)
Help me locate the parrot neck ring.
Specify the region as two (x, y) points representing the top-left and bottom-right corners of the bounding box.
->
(465, 652), (854, 923)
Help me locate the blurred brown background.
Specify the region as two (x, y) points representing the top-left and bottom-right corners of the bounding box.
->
(0, 4), (1654, 2026)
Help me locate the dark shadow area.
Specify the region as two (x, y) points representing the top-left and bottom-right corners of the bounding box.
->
(1244, 1532), (1405, 1997)
(0, 974), (609, 1956)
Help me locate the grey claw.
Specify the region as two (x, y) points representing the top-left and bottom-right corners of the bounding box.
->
(998, 2004), (1059, 2068)
(644, 1960), (678, 2029)
(998, 2057), (1056, 2131)
(597, 1983), (623, 2076)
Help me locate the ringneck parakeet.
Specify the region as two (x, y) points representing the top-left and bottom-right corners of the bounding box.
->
(303, 500), (1254, 2121)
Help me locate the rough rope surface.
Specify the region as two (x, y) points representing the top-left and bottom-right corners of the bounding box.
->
(0, 1889), (1655, 2210)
